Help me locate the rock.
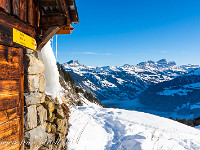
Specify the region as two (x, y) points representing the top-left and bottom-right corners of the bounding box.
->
(55, 105), (65, 119)
(51, 124), (57, 133)
(56, 135), (67, 150)
(47, 112), (55, 123)
(46, 123), (51, 133)
(25, 125), (47, 150)
(46, 123), (56, 133)
(25, 49), (35, 54)
(24, 75), (39, 92)
(56, 118), (68, 136)
(38, 146), (49, 150)
(56, 118), (64, 133)
(24, 53), (45, 75)
(24, 105), (37, 130)
(42, 101), (55, 113)
(39, 73), (46, 92)
(46, 133), (55, 144)
(61, 103), (70, 120)
(24, 92), (45, 106)
(37, 105), (47, 125)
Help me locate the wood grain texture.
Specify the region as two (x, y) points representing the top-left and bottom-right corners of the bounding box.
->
(0, 107), (19, 126)
(19, 0), (27, 21)
(0, 132), (21, 150)
(40, 13), (66, 28)
(0, 43), (23, 149)
(0, 46), (21, 79)
(13, 0), (20, 17)
(0, 118), (21, 149)
(59, 0), (70, 24)
(0, 80), (20, 111)
(40, 0), (57, 7)
(0, 0), (11, 13)
(28, 0), (36, 26)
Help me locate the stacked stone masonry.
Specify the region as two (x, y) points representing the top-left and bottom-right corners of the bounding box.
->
(24, 49), (68, 150)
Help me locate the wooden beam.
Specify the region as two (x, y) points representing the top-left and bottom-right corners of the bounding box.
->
(40, 13), (66, 28)
(37, 26), (60, 50)
(0, 10), (36, 47)
(40, 0), (57, 7)
(57, 0), (70, 24)
(69, 10), (79, 23)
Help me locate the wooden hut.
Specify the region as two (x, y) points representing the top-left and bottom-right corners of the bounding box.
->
(0, 0), (79, 149)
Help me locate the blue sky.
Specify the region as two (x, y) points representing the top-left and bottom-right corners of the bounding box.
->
(52, 0), (200, 67)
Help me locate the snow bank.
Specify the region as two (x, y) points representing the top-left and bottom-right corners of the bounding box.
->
(68, 106), (200, 150)
(38, 41), (62, 103)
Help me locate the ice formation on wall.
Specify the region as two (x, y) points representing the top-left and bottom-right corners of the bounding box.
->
(38, 40), (62, 103)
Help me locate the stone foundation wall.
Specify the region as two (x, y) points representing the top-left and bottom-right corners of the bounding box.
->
(24, 49), (68, 150)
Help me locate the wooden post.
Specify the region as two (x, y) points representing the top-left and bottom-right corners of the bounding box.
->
(37, 26), (60, 51)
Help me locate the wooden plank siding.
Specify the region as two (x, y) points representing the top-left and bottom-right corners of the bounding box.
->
(0, 1), (33, 149)
(0, 0), (38, 27)
(0, 44), (24, 149)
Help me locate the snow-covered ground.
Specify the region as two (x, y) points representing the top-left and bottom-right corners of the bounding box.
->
(67, 105), (200, 150)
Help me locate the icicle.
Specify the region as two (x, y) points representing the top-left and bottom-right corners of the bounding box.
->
(56, 35), (58, 59)
(52, 36), (53, 50)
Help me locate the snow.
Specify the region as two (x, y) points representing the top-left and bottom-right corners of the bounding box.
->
(67, 105), (200, 150)
(38, 41), (62, 103)
(101, 80), (117, 88)
(195, 126), (200, 130)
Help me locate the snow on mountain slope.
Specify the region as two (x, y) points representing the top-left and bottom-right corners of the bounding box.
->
(64, 59), (199, 102)
(67, 105), (200, 150)
(139, 72), (200, 119)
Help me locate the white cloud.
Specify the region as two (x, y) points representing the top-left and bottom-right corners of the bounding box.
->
(71, 52), (111, 56)
(160, 50), (168, 53)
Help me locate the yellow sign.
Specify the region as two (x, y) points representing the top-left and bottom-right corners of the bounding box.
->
(56, 24), (74, 34)
(13, 28), (36, 50)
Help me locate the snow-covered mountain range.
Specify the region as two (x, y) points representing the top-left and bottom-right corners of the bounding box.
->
(64, 59), (200, 118)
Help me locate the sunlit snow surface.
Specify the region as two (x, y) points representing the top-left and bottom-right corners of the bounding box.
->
(67, 105), (200, 150)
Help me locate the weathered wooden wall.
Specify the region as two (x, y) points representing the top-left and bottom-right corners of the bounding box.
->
(0, 1), (29, 149)
(0, 0), (38, 27)
(0, 45), (24, 149)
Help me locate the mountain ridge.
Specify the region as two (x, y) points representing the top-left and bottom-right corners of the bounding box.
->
(63, 59), (200, 118)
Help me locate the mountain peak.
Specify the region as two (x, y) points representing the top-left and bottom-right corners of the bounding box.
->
(157, 59), (168, 64)
(67, 60), (74, 64)
(66, 60), (80, 65)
